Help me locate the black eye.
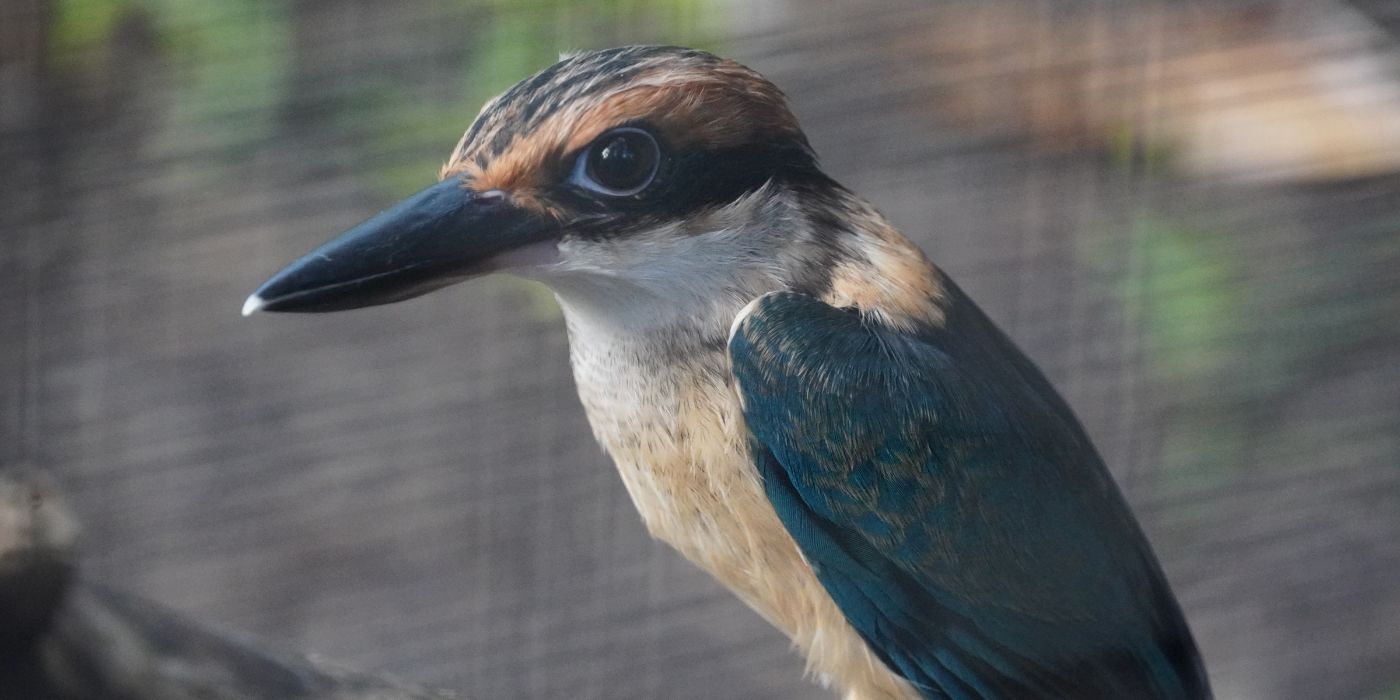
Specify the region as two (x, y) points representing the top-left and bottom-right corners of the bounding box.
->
(571, 127), (660, 196)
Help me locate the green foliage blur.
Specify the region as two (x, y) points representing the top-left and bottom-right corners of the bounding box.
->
(51, 0), (724, 196)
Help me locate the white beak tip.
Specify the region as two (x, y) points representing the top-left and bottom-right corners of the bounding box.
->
(241, 294), (267, 317)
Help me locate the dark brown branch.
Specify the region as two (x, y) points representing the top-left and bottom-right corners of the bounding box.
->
(0, 471), (460, 700)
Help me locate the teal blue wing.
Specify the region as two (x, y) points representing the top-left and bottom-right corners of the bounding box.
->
(727, 289), (1209, 700)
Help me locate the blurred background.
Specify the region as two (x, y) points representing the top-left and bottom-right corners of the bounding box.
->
(2, 0), (1399, 698)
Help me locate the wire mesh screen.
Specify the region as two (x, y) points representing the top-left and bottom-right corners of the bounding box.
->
(3, 1), (1399, 698)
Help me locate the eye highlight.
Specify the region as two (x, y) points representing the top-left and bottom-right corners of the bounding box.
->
(570, 127), (661, 197)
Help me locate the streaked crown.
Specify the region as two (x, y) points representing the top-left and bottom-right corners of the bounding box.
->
(441, 46), (819, 225)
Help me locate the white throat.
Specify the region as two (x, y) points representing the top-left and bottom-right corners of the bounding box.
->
(527, 183), (805, 341)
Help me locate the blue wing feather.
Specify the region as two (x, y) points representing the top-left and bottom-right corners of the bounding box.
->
(729, 288), (1210, 700)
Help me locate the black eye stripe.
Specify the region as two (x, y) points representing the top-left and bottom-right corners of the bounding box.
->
(654, 142), (820, 213)
(553, 140), (823, 240)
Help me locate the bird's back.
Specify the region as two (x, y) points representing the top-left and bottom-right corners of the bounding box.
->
(728, 259), (1212, 699)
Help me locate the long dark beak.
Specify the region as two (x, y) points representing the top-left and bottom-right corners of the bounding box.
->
(243, 178), (556, 315)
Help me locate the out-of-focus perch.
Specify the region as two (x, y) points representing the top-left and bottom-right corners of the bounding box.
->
(0, 471), (459, 700)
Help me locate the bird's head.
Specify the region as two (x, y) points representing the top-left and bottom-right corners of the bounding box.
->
(245, 46), (856, 334)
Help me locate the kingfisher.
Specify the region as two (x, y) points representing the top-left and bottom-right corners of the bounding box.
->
(243, 46), (1211, 699)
